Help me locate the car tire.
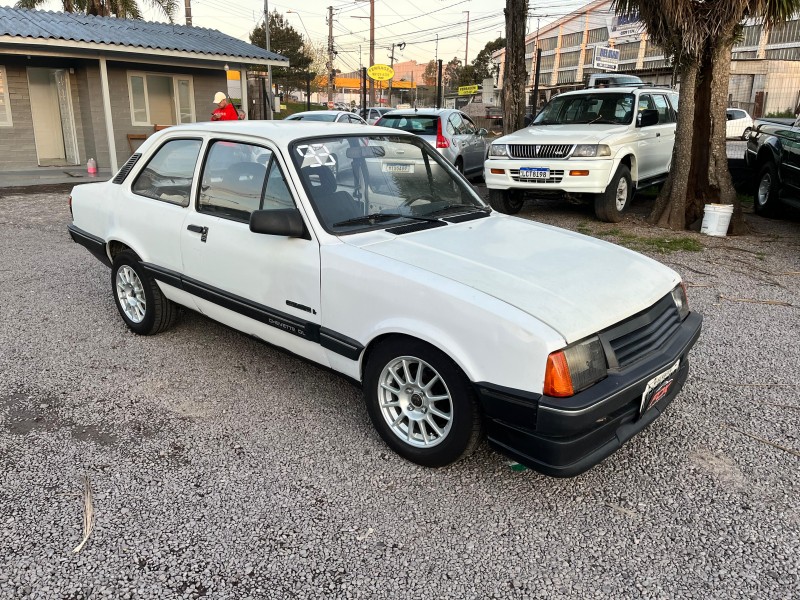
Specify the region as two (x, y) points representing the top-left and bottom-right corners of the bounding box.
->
(595, 164), (632, 223)
(754, 162), (781, 217)
(741, 127), (752, 140)
(488, 188), (524, 214)
(111, 250), (177, 335)
(363, 337), (483, 468)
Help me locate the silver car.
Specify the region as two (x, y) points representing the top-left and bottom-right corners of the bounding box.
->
(376, 109), (488, 179)
(285, 110), (368, 125)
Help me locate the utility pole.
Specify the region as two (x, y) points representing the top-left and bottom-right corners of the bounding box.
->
(387, 41), (405, 108)
(327, 6), (335, 103)
(263, 0), (273, 119)
(369, 0), (375, 106)
(463, 11), (470, 65)
(184, 0), (192, 26)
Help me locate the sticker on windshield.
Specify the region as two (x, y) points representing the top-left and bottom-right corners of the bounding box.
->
(295, 144), (337, 168)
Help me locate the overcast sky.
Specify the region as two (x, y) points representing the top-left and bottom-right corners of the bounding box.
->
(2, 0), (592, 71)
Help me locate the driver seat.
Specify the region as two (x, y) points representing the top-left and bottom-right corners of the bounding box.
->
(301, 165), (360, 225)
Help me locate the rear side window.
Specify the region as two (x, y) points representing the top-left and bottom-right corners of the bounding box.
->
(652, 94), (675, 123)
(131, 138), (201, 206)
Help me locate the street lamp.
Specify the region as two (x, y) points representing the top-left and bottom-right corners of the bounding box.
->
(286, 10), (311, 47)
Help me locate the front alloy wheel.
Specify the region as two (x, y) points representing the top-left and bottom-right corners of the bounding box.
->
(364, 338), (482, 467)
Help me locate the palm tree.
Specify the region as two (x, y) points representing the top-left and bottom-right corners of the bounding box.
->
(612, 0), (799, 232)
(15, 0), (178, 22)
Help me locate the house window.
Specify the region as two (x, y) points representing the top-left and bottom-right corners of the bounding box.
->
(127, 72), (195, 127)
(0, 66), (11, 127)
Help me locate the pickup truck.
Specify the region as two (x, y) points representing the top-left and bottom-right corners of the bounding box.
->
(745, 116), (800, 216)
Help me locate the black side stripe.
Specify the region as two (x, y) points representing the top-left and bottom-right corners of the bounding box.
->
(141, 262), (365, 359)
(67, 225), (112, 267)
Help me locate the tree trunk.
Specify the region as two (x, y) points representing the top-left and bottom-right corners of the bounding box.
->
(502, 0), (528, 135)
(685, 43), (713, 228)
(648, 60), (698, 230)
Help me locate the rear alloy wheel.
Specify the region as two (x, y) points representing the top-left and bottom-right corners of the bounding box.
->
(595, 164), (632, 222)
(363, 338), (482, 468)
(488, 188), (524, 214)
(111, 250), (177, 335)
(754, 162), (781, 217)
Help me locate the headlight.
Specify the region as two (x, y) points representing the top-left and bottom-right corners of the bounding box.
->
(489, 144), (509, 158)
(671, 283), (690, 321)
(544, 336), (608, 397)
(572, 144), (611, 158)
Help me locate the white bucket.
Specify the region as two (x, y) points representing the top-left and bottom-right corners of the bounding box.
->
(700, 203), (734, 237)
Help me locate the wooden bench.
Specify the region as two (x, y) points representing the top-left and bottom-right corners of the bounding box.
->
(127, 124), (171, 152)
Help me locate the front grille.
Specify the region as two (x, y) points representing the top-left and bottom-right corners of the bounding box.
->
(509, 144), (573, 159)
(602, 294), (681, 368)
(509, 169), (564, 183)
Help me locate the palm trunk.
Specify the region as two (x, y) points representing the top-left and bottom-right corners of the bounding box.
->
(502, 0), (528, 134)
(649, 60), (698, 230)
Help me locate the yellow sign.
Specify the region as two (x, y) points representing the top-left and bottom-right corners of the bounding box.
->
(458, 84), (479, 95)
(367, 64), (395, 81)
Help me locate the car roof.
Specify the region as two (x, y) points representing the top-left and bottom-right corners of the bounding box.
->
(287, 110), (351, 117)
(559, 86), (676, 96)
(145, 121), (405, 147)
(382, 108), (460, 117)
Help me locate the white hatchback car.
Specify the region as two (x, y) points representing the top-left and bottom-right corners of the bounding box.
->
(726, 108), (754, 140)
(68, 121), (702, 477)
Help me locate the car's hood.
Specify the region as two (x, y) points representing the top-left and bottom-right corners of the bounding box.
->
(347, 215), (679, 343)
(496, 124), (630, 146)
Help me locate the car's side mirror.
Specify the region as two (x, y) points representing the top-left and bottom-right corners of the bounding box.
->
(250, 208), (309, 239)
(477, 128), (488, 136)
(637, 109), (659, 128)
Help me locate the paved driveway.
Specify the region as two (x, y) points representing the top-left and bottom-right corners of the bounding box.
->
(1, 190), (798, 599)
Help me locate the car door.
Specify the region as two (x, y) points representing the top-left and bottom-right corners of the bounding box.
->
(635, 93), (671, 179)
(122, 137), (203, 286)
(447, 112), (470, 169)
(180, 137), (327, 366)
(650, 93), (676, 174)
(459, 113), (486, 174)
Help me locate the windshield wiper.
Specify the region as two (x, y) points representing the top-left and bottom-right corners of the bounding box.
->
(332, 212), (443, 227)
(425, 203), (491, 216)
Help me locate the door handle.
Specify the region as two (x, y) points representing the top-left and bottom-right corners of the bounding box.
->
(656, 132), (661, 137)
(187, 224), (209, 242)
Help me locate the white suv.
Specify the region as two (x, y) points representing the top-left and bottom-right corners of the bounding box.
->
(485, 86), (679, 222)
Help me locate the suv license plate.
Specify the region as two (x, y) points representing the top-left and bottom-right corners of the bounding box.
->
(640, 360), (680, 415)
(520, 167), (549, 179)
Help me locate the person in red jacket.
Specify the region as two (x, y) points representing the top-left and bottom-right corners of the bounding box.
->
(211, 92), (238, 121)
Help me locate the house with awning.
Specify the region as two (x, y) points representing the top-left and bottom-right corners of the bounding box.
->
(0, 7), (287, 174)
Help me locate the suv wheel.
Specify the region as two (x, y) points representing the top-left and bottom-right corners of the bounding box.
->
(754, 162), (781, 217)
(488, 189), (524, 214)
(595, 165), (632, 223)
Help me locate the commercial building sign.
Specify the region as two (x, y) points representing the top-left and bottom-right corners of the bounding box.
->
(367, 64), (395, 81)
(593, 47), (621, 71)
(609, 12), (643, 40)
(458, 84), (479, 95)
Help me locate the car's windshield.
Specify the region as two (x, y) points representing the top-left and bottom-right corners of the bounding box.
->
(289, 113), (337, 122)
(290, 134), (486, 234)
(534, 93), (635, 125)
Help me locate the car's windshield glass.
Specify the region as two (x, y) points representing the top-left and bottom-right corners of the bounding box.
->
(376, 115), (438, 135)
(534, 93), (635, 125)
(290, 134), (486, 234)
(289, 113), (337, 122)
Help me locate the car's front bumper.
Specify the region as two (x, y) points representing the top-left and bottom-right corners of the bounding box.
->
(484, 158), (615, 194)
(475, 311), (702, 477)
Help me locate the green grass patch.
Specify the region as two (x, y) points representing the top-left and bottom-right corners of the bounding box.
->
(737, 192), (753, 207)
(576, 222), (592, 234)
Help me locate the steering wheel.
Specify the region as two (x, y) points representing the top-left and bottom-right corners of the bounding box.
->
(400, 195), (435, 208)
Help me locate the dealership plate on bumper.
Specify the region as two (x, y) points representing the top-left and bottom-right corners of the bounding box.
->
(519, 167), (549, 179)
(640, 359), (680, 415)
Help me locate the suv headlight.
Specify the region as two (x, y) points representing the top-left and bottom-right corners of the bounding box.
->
(489, 144), (509, 158)
(572, 144), (611, 158)
(544, 336), (608, 397)
(671, 283), (690, 321)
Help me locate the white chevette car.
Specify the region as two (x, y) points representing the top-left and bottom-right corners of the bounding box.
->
(485, 86), (679, 222)
(68, 121), (702, 477)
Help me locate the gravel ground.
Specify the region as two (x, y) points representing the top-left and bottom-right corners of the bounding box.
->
(1, 188), (798, 600)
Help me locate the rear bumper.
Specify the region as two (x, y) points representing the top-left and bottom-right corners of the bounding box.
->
(67, 224), (111, 267)
(475, 311), (702, 477)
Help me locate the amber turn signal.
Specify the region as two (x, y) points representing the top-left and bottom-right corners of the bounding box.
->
(569, 170), (590, 176)
(544, 351), (574, 397)
(490, 168), (505, 175)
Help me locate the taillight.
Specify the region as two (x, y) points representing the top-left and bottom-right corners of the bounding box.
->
(543, 351), (574, 397)
(436, 118), (450, 148)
